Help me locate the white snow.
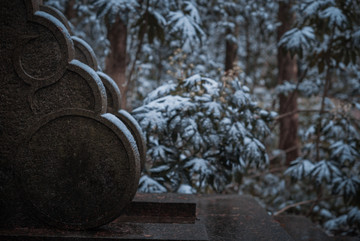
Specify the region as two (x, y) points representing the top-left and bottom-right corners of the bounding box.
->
(138, 175), (167, 193)
(177, 184), (196, 194)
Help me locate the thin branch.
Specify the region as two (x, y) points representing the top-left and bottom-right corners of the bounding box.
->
(268, 145), (300, 162)
(127, 0), (150, 85)
(273, 194), (342, 216)
(315, 67), (331, 162)
(281, 67), (309, 113)
(274, 109), (330, 122)
(283, 145), (299, 154)
(307, 187), (322, 217)
(275, 110), (298, 121)
(274, 199), (316, 216)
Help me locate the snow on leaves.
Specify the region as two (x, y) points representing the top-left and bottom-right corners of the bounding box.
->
(278, 27), (315, 57)
(298, 79), (320, 97)
(203, 101), (222, 118)
(244, 138), (267, 167)
(330, 141), (359, 165)
(319, 6), (347, 29)
(150, 8), (167, 28)
(232, 90), (251, 108)
(333, 176), (360, 198)
(184, 157), (213, 177)
(255, 119), (271, 139)
(148, 144), (173, 161)
(293, 104), (360, 233)
(93, 0), (138, 22)
(168, 2), (205, 52)
(311, 160), (341, 184)
(324, 207), (360, 233)
(138, 175), (167, 193)
(285, 158), (315, 180)
(182, 1), (201, 23)
(348, 207), (360, 224)
(275, 81), (297, 96)
(144, 82), (177, 104)
(177, 184), (196, 194)
(285, 0), (359, 72)
(324, 214), (348, 231)
(133, 74), (271, 193)
(300, 0), (335, 17)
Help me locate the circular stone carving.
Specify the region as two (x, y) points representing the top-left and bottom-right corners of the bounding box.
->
(16, 110), (140, 230)
(20, 34), (62, 80)
(39, 5), (73, 34)
(97, 71), (122, 112)
(13, 11), (73, 88)
(115, 110), (147, 169)
(72, 36), (98, 71)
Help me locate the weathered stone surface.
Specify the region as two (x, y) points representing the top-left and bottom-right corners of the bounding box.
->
(39, 5), (72, 34)
(115, 110), (147, 169)
(67, 25), (147, 169)
(72, 36), (99, 71)
(197, 195), (294, 241)
(0, 0), (140, 230)
(98, 72), (147, 168)
(41, 1), (147, 192)
(0, 222), (209, 241)
(274, 215), (338, 241)
(2, 194), (327, 241)
(97, 71), (122, 112)
(117, 193), (197, 224)
(30, 60), (107, 115)
(15, 110), (140, 230)
(0, 193), (208, 241)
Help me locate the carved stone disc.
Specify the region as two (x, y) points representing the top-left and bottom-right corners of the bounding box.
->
(15, 110), (140, 230)
(115, 110), (147, 169)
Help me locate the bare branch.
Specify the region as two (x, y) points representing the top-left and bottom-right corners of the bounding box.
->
(274, 199), (316, 216)
(275, 109), (329, 121)
(315, 67), (331, 162)
(273, 194), (342, 216)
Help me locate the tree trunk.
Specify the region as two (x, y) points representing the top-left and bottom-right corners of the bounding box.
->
(105, 17), (128, 110)
(244, 17), (251, 76)
(225, 25), (239, 71)
(277, 1), (299, 165)
(64, 0), (77, 21)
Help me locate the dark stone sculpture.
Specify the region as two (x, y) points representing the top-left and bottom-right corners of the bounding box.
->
(69, 28), (147, 168)
(0, 0), (142, 230)
(99, 73), (147, 169)
(72, 36), (99, 71)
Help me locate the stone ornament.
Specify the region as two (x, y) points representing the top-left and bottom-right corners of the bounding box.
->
(65, 18), (147, 169)
(39, 4), (73, 35)
(0, 0), (142, 230)
(16, 110), (140, 229)
(72, 36), (99, 71)
(98, 72), (147, 169)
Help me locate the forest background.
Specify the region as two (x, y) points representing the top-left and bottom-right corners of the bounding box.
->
(45, 0), (360, 236)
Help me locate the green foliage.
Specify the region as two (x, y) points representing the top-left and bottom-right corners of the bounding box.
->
(135, 9), (166, 44)
(133, 70), (274, 193)
(275, 0), (360, 234)
(279, 0), (360, 72)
